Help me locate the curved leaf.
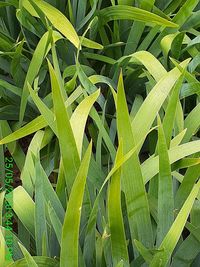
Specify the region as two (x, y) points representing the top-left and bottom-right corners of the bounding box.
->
(98, 5), (178, 28)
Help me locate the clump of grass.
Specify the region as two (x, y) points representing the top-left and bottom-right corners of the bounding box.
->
(0, 0), (200, 266)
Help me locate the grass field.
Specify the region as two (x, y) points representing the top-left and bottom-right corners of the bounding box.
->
(0, 0), (200, 266)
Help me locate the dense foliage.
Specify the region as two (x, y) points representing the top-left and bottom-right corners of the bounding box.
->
(0, 0), (200, 266)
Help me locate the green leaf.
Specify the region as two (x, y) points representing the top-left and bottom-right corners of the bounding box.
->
(118, 50), (167, 82)
(170, 129), (187, 148)
(0, 227), (14, 266)
(157, 116), (174, 246)
(0, 87), (83, 145)
(0, 191), (5, 225)
(6, 186), (35, 237)
(39, 164), (65, 223)
(0, 1), (13, 7)
(108, 143), (129, 266)
(28, 84), (57, 134)
(20, 130), (44, 196)
(0, 79), (22, 97)
(19, 30), (62, 123)
(70, 90), (100, 157)
(25, 0), (80, 48)
(150, 181), (200, 267)
(132, 59), (190, 146)
(98, 5), (178, 28)
(60, 142), (92, 267)
(7, 256), (59, 267)
(163, 74), (185, 147)
(116, 71), (153, 249)
(34, 161), (49, 256)
(183, 103), (200, 142)
(83, 126), (156, 265)
(18, 242), (38, 267)
(134, 239), (154, 264)
(173, 0), (200, 27)
(171, 200), (200, 266)
(175, 164), (200, 210)
(48, 60), (80, 192)
(48, 202), (62, 245)
(0, 120), (25, 171)
(142, 140), (200, 184)
(81, 37), (103, 50)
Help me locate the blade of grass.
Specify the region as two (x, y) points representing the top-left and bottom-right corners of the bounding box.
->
(0, 87), (83, 145)
(183, 103), (200, 142)
(150, 180), (200, 267)
(48, 60), (80, 192)
(108, 143), (129, 266)
(0, 191), (5, 225)
(7, 256), (59, 266)
(34, 160), (49, 256)
(98, 5), (178, 28)
(20, 131), (44, 196)
(124, 0), (155, 55)
(163, 74), (185, 147)
(5, 186), (35, 237)
(156, 116), (174, 246)
(175, 164), (200, 210)
(0, 227), (14, 266)
(19, 30), (62, 123)
(26, 0), (80, 48)
(118, 50), (167, 82)
(132, 59), (190, 147)
(142, 140), (200, 184)
(170, 129), (187, 148)
(70, 90), (100, 157)
(116, 71), (153, 249)
(60, 142), (92, 267)
(48, 202), (62, 245)
(18, 242), (38, 267)
(83, 126), (156, 265)
(0, 120), (25, 171)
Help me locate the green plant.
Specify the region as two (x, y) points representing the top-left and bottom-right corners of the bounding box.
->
(0, 0), (200, 266)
